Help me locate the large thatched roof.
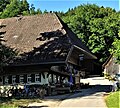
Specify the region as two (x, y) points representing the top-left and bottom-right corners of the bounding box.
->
(0, 13), (95, 65)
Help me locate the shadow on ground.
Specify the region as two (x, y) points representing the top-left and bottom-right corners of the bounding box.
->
(0, 85), (112, 108)
(45, 85), (111, 100)
(19, 105), (49, 108)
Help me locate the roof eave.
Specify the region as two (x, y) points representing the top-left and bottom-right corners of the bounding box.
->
(73, 45), (97, 59)
(6, 61), (66, 67)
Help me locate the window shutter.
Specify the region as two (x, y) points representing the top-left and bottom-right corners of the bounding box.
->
(16, 75), (19, 83)
(3, 76), (5, 84)
(56, 75), (58, 83)
(52, 74), (53, 83)
(0, 77), (2, 82)
(31, 74), (35, 82)
(8, 75), (12, 84)
(24, 74), (27, 83)
(39, 73), (41, 82)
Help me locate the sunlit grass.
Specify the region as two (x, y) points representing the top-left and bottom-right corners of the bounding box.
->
(0, 98), (42, 108)
(105, 91), (120, 108)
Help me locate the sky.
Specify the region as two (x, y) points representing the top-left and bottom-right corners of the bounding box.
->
(27, 0), (120, 12)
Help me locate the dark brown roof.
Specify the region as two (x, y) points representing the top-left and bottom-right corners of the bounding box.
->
(0, 13), (64, 53)
(0, 13), (95, 65)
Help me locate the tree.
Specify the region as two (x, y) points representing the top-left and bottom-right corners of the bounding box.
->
(0, 0), (30, 18)
(0, 0), (21, 18)
(0, 0), (10, 12)
(30, 4), (36, 15)
(0, 0), (43, 18)
(54, 11), (65, 17)
(112, 33), (120, 63)
(62, 4), (120, 63)
(20, 0), (30, 15)
(43, 9), (48, 14)
(36, 8), (42, 14)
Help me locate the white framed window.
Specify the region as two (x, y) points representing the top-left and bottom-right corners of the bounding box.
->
(27, 74), (31, 83)
(5, 76), (9, 84)
(35, 74), (40, 82)
(53, 74), (57, 83)
(20, 75), (24, 84)
(58, 76), (60, 83)
(12, 75), (16, 84)
(48, 74), (52, 83)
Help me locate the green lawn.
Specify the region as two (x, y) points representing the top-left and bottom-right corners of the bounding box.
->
(105, 91), (120, 108)
(0, 98), (42, 108)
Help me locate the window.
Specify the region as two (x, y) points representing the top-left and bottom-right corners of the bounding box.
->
(35, 74), (41, 82)
(58, 76), (60, 83)
(12, 75), (16, 84)
(27, 74), (31, 83)
(20, 75), (24, 84)
(53, 74), (57, 83)
(79, 54), (84, 61)
(5, 76), (9, 84)
(48, 74), (52, 83)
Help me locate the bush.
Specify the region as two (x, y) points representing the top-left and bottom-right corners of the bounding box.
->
(105, 91), (120, 108)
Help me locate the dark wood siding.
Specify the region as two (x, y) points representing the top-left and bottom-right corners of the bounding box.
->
(8, 75), (12, 84)
(31, 74), (35, 82)
(16, 75), (19, 83)
(39, 73), (41, 82)
(3, 76), (5, 84)
(24, 74), (27, 83)
(0, 77), (2, 82)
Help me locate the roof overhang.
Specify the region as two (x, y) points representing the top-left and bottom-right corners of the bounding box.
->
(73, 45), (97, 59)
(5, 61), (66, 67)
(66, 45), (97, 65)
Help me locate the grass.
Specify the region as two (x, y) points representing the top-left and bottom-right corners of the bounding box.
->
(0, 97), (42, 108)
(105, 91), (120, 108)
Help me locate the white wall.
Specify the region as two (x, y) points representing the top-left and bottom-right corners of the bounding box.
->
(41, 72), (49, 85)
(104, 57), (120, 75)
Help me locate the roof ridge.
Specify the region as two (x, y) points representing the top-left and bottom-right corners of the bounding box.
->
(0, 13), (56, 20)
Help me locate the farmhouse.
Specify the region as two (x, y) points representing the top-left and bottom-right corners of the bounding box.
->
(0, 13), (100, 95)
(103, 55), (120, 76)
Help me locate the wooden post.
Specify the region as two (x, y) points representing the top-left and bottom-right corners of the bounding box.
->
(79, 71), (81, 89)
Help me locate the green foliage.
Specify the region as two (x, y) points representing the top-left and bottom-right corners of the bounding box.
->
(106, 91), (120, 108)
(62, 4), (120, 63)
(54, 11), (65, 17)
(43, 9), (48, 14)
(29, 4), (36, 15)
(112, 38), (120, 63)
(0, 0), (10, 12)
(36, 8), (42, 14)
(0, 0), (30, 18)
(0, 98), (42, 108)
(0, 0), (42, 18)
